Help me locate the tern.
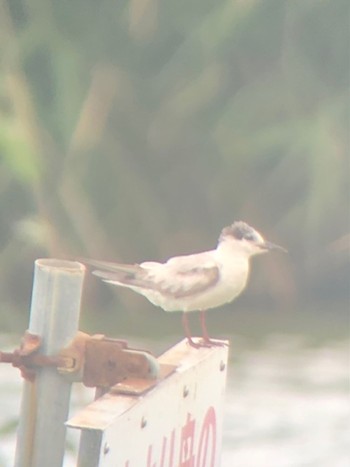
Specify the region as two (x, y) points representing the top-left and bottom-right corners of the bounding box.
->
(85, 221), (286, 348)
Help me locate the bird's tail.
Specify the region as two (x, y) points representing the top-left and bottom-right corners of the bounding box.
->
(80, 258), (142, 285)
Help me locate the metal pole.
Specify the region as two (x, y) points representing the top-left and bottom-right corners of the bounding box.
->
(15, 259), (85, 467)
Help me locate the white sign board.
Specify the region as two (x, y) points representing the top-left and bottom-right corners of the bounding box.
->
(68, 339), (228, 467)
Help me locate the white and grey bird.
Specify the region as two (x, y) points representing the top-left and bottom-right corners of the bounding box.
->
(86, 221), (286, 348)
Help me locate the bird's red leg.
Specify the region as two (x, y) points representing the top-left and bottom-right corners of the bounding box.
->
(182, 313), (200, 348)
(200, 310), (211, 342)
(200, 310), (227, 347)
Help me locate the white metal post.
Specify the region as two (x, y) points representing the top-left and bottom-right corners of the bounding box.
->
(14, 259), (85, 467)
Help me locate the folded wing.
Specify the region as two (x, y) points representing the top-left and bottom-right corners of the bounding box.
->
(84, 257), (220, 299)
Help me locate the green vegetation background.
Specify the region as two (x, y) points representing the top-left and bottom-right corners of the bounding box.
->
(0, 0), (348, 341)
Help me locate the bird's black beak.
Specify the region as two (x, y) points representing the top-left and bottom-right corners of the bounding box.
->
(261, 241), (288, 253)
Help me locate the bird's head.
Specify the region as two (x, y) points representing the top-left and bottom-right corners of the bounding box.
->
(218, 221), (286, 258)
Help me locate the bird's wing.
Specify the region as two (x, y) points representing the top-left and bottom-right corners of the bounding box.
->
(155, 262), (220, 298)
(152, 251), (219, 297)
(84, 255), (220, 299)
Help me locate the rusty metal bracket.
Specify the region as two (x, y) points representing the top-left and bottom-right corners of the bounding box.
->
(81, 335), (160, 387)
(0, 330), (72, 382)
(0, 330), (175, 392)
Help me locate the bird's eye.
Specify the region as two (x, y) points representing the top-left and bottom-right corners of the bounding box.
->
(244, 233), (256, 241)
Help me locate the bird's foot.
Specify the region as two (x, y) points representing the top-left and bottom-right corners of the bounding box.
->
(186, 338), (204, 349)
(186, 337), (228, 348)
(202, 338), (229, 348)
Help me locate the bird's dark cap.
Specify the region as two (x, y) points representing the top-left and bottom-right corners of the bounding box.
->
(219, 221), (257, 242)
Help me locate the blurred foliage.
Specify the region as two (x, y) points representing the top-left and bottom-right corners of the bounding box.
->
(0, 0), (348, 334)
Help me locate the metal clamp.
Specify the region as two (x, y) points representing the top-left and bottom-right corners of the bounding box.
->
(0, 330), (172, 391)
(0, 331), (72, 381)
